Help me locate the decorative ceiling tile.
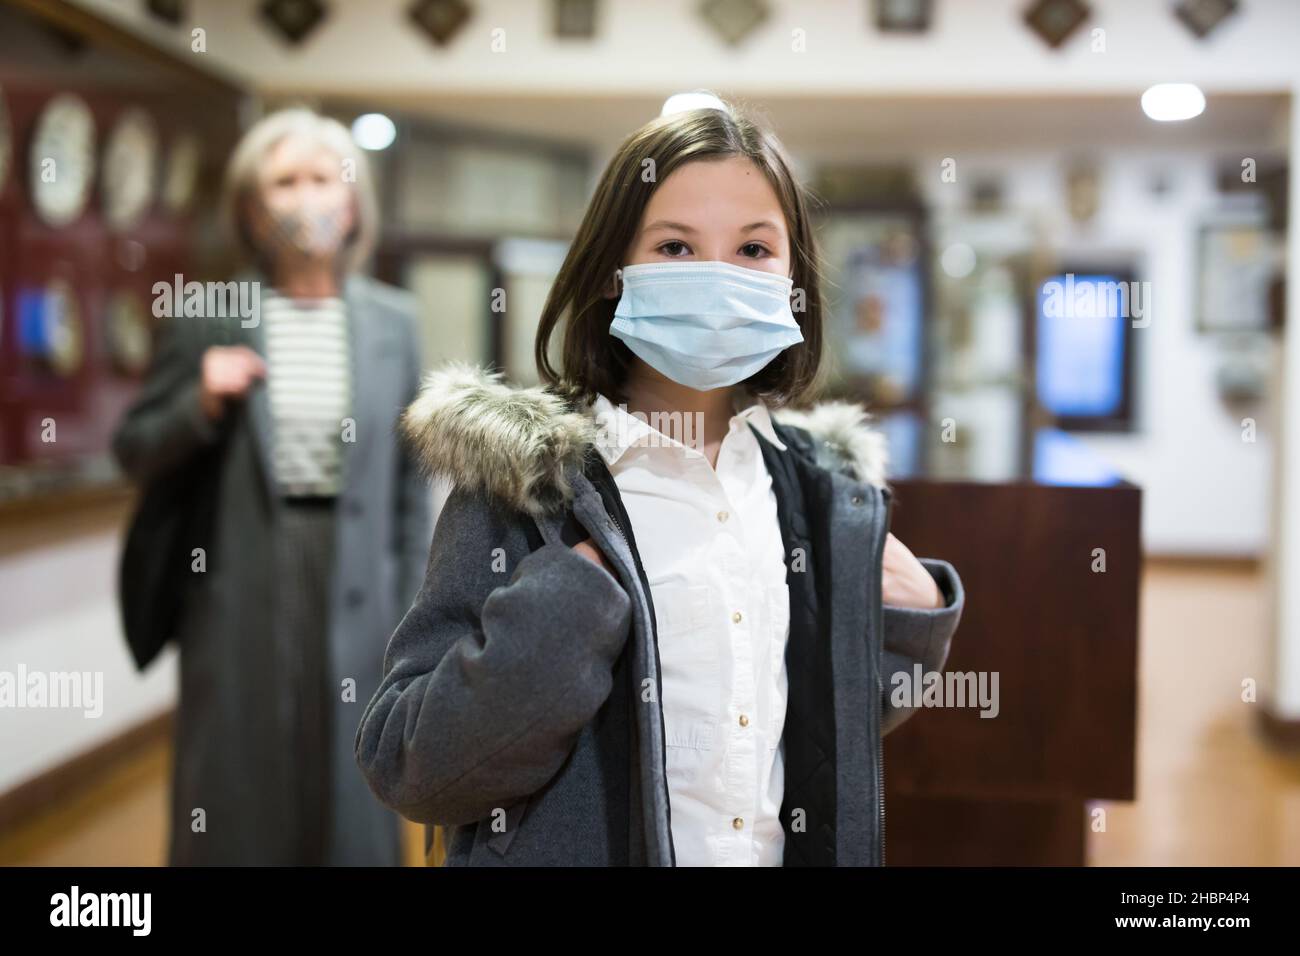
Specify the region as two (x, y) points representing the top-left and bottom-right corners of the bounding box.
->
(554, 0), (598, 39)
(1173, 0), (1239, 39)
(260, 0), (327, 46)
(874, 0), (933, 33)
(144, 0), (185, 27)
(409, 0), (473, 47)
(699, 0), (770, 47)
(1022, 0), (1090, 49)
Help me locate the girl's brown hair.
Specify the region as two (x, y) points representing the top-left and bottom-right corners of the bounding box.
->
(534, 98), (823, 408)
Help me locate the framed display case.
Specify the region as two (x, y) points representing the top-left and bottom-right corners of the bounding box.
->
(0, 0), (243, 510)
(1196, 221), (1283, 334)
(815, 200), (932, 477)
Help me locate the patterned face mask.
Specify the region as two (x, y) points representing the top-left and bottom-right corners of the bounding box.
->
(254, 196), (352, 261)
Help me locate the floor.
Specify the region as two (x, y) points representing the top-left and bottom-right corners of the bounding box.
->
(1088, 561), (1300, 865)
(2, 561), (1297, 866)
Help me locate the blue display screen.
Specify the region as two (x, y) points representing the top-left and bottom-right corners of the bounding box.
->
(1031, 428), (1123, 486)
(1036, 273), (1127, 418)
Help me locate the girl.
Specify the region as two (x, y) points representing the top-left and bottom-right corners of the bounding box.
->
(355, 98), (963, 866)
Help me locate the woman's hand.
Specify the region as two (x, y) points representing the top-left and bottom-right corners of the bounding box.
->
(882, 533), (943, 610)
(199, 345), (266, 421)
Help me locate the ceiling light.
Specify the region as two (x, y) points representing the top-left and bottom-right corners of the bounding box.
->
(351, 113), (397, 150)
(661, 92), (728, 117)
(1140, 83), (1206, 122)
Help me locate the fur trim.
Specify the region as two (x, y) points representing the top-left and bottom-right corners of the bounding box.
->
(772, 402), (889, 489)
(401, 364), (889, 512)
(401, 363), (595, 516)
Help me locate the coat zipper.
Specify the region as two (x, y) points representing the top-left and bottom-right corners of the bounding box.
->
(877, 683), (887, 866)
(607, 510), (628, 548)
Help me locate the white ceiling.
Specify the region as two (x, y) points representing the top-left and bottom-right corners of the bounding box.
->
(320, 91), (1289, 161)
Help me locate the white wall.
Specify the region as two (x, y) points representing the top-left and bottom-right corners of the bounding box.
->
(916, 147), (1279, 557)
(0, 514), (176, 795)
(69, 0), (1300, 95)
(1270, 95), (1300, 719)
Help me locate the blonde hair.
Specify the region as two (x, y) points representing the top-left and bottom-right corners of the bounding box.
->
(220, 107), (379, 275)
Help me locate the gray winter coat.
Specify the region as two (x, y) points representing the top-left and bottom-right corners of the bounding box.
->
(113, 273), (432, 865)
(355, 364), (964, 866)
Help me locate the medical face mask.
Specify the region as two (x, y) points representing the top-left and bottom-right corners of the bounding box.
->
(610, 260), (804, 391)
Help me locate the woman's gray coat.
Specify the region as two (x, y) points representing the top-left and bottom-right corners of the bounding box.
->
(113, 273), (432, 865)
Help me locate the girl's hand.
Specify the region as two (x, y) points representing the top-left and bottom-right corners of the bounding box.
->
(882, 533), (943, 610)
(572, 538), (615, 577)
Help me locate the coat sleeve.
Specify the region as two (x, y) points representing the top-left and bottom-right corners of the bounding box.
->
(880, 558), (965, 736)
(111, 315), (221, 485)
(354, 485), (633, 826)
(392, 308), (434, 609)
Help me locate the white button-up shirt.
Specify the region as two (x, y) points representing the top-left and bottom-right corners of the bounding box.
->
(591, 392), (791, 867)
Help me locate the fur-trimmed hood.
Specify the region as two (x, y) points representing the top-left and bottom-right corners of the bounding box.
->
(401, 363), (888, 516)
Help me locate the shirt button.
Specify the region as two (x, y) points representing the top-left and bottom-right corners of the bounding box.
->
(732, 611), (743, 624)
(738, 714), (749, 727)
(716, 510), (729, 523)
(732, 817), (744, 830)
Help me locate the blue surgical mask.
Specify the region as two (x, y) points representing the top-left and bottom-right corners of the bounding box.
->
(610, 260), (804, 391)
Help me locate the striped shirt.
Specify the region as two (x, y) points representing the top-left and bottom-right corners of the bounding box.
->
(262, 293), (352, 497)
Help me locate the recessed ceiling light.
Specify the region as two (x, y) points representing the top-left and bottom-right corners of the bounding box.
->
(661, 92), (728, 117)
(352, 113), (397, 151)
(1141, 83), (1206, 122)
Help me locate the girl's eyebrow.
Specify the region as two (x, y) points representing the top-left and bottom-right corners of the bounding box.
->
(643, 220), (697, 234)
(643, 219), (782, 234)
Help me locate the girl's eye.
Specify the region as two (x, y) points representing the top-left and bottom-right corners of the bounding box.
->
(740, 242), (770, 258)
(658, 240), (691, 257)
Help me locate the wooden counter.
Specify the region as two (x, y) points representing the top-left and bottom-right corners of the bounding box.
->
(883, 477), (1142, 865)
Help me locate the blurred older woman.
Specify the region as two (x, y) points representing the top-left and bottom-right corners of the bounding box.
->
(113, 108), (431, 865)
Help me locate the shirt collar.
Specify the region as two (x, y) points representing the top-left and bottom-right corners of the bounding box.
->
(590, 393), (654, 468)
(590, 390), (786, 468)
(731, 388), (788, 452)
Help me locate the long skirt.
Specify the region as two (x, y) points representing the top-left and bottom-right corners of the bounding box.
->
(272, 496), (337, 865)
